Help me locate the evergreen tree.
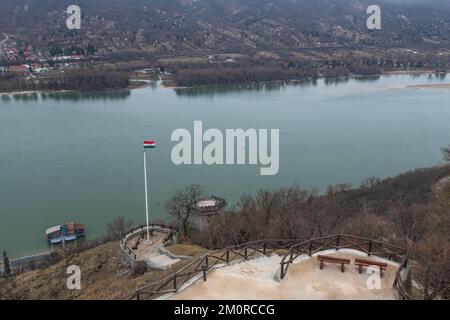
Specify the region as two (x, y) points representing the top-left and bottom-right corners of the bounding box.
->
(2, 250), (11, 276)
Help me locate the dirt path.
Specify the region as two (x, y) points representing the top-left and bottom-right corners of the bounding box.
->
(131, 231), (180, 269)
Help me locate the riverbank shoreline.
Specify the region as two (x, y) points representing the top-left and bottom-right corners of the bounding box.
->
(0, 80), (151, 97)
(1, 69), (447, 95)
(160, 69), (448, 90)
(407, 83), (450, 89)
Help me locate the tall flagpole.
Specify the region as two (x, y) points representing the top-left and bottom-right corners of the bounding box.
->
(143, 150), (150, 241)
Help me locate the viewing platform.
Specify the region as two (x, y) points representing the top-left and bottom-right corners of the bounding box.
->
(190, 196), (227, 231)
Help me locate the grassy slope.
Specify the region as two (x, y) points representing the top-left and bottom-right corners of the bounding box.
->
(1, 165), (449, 300)
(0, 241), (194, 300)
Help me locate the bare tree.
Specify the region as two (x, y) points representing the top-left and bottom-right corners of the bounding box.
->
(106, 217), (133, 241)
(388, 204), (430, 244)
(415, 236), (450, 300)
(342, 201), (390, 240)
(166, 184), (203, 238)
(307, 186), (351, 237)
(431, 191), (450, 241)
(2, 251), (10, 276)
(360, 177), (381, 189)
(276, 185), (312, 239)
(256, 190), (278, 232)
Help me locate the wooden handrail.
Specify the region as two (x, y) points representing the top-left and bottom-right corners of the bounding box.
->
(133, 238), (300, 299)
(279, 234), (408, 280)
(130, 234), (409, 300)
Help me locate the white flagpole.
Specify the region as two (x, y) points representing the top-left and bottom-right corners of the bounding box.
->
(143, 150), (150, 241)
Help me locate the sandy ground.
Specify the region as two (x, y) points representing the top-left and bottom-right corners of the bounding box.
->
(407, 83), (450, 89)
(0, 241), (186, 300)
(383, 70), (436, 75)
(132, 231), (180, 268)
(133, 232), (166, 259)
(171, 250), (398, 300)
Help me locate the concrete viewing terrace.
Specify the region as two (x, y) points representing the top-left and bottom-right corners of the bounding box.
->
(133, 235), (410, 300)
(169, 249), (399, 300)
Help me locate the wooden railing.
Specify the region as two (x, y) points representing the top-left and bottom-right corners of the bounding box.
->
(133, 239), (300, 300)
(393, 252), (411, 300)
(130, 234), (410, 300)
(278, 234), (410, 299)
(279, 234), (408, 279)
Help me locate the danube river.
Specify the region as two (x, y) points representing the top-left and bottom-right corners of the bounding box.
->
(1, 74), (450, 255)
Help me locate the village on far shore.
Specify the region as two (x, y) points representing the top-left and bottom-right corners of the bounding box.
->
(0, 37), (92, 76)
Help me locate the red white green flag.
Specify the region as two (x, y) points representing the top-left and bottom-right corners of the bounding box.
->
(143, 140), (156, 149)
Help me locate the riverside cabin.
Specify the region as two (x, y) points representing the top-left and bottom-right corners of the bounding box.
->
(45, 222), (85, 244)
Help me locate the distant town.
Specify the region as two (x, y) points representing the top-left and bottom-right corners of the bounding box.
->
(0, 36), (91, 76)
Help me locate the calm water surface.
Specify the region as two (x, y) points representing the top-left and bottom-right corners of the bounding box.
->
(1, 74), (450, 255)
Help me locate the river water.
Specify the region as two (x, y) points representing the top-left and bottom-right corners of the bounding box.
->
(1, 74), (450, 255)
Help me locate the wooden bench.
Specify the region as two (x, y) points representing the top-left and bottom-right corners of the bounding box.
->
(317, 255), (351, 273)
(355, 258), (388, 278)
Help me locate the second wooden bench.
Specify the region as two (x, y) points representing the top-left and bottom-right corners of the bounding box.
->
(317, 255), (351, 273)
(354, 258), (388, 278)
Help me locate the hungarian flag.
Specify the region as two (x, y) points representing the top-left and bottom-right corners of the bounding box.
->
(143, 140), (156, 149)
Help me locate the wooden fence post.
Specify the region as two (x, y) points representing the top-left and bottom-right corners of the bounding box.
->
(173, 276), (177, 290)
(244, 247), (248, 260)
(202, 264), (207, 282)
(368, 241), (373, 256)
(263, 243), (267, 255)
(336, 235), (340, 251)
(226, 250), (230, 263)
(308, 242), (313, 256)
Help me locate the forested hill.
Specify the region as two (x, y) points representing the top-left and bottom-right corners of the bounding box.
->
(0, 0), (449, 53)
